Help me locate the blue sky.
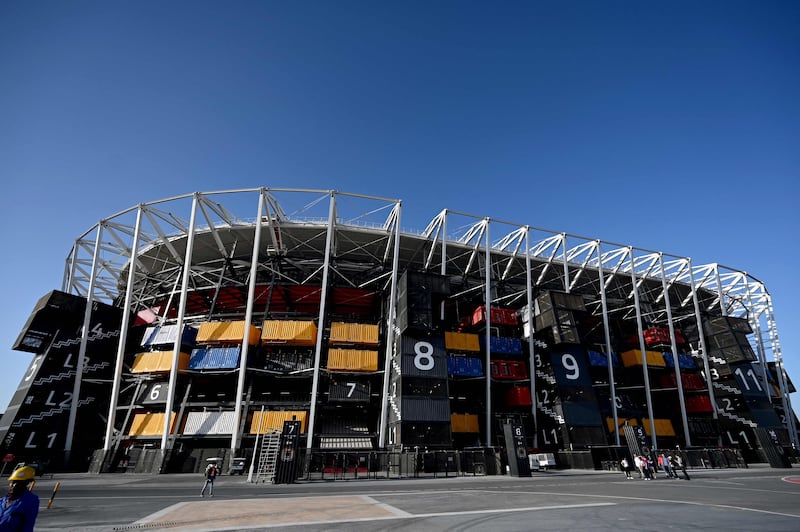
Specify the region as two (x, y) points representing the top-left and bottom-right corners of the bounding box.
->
(0, 1), (798, 412)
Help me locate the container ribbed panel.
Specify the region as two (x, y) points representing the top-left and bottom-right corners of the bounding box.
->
(329, 322), (379, 346)
(643, 418), (676, 436)
(128, 412), (177, 436)
(196, 321), (260, 344)
(261, 320), (317, 345)
(444, 331), (481, 352)
(319, 437), (373, 449)
(401, 397), (450, 422)
(188, 346), (241, 369)
(327, 348), (379, 372)
(606, 417), (638, 435)
(250, 410), (308, 433)
(621, 349), (667, 368)
(131, 351), (190, 373)
(183, 411), (237, 435)
(450, 413), (479, 432)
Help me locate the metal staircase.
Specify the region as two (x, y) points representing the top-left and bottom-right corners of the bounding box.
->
(253, 431), (281, 483)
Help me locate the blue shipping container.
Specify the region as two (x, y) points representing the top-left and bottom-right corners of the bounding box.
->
(189, 346), (241, 370)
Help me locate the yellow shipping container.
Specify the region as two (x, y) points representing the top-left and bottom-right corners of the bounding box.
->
(620, 349), (667, 368)
(445, 331), (481, 352)
(250, 410), (308, 434)
(606, 417), (638, 435)
(642, 418), (676, 436)
(128, 412), (177, 436)
(131, 351), (190, 373)
(451, 413), (480, 433)
(327, 348), (379, 372)
(329, 322), (379, 346)
(196, 321), (260, 344)
(261, 320), (317, 346)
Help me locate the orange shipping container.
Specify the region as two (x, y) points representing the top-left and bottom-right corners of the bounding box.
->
(128, 412), (178, 436)
(249, 410), (308, 433)
(606, 417), (638, 435)
(196, 321), (260, 345)
(329, 322), (379, 346)
(131, 351), (190, 373)
(451, 413), (480, 433)
(261, 320), (317, 346)
(642, 418), (676, 436)
(620, 349), (667, 368)
(445, 331), (481, 352)
(327, 349), (379, 372)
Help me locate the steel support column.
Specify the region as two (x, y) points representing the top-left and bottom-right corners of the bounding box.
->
(65, 223), (103, 458)
(378, 202), (402, 447)
(231, 190), (266, 456)
(306, 192), (337, 454)
(104, 207), (144, 452)
(659, 254), (691, 447)
(162, 195), (199, 452)
(597, 242), (620, 446)
(629, 248), (657, 450)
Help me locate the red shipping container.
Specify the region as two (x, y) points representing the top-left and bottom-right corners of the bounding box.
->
(490, 360), (528, 380)
(685, 395), (714, 413)
(471, 306), (518, 327)
(659, 373), (706, 391)
(505, 386), (533, 406)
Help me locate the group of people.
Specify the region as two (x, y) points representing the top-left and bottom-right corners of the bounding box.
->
(619, 452), (689, 480)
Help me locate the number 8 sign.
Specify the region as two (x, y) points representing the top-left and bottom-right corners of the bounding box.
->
(400, 334), (447, 378)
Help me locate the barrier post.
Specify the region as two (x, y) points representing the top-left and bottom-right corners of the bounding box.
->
(47, 482), (61, 509)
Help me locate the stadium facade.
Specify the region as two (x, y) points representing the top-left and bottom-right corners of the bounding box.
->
(1, 188), (797, 475)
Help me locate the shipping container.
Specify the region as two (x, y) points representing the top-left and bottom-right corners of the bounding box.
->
(490, 359), (528, 380)
(329, 322), (379, 346)
(402, 397), (451, 422)
(188, 346), (241, 370)
(470, 306), (518, 327)
(261, 320), (317, 346)
(481, 335), (523, 355)
(196, 320), (260, 344)
(128, 412), (177, 436)
(140, 323), (198, 348)
(250, 410), (308, 433)
(182, 411), (237, 435)
(444, 331), (481, 352)
(450, 413), (480, 433)
(504, 386), (533, 407)
(131, 351), (190, 373)
(662, 352), (697, 370)
(684, 395), (714, 414)
(620, 349), (667, 368)
(642, 418), (676, 437)
(447, 355), (484, 377)
(606, 417), (638, 435)
(327, 348), (379, 372)
(588, 350), (621, 367)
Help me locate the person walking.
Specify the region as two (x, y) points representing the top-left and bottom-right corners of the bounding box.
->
(201, 462), (218, 497)
(620, 457), (633, 479)
(0, 466), (40, 532)
(633, 455), (644, 479)
(659, 453), (674, 478)
(671, 452), (690, 480)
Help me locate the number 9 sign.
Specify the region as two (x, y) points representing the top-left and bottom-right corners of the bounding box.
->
(550, 348), (590, 387)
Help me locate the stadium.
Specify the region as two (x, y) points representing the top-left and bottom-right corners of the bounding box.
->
(1, 188), (797, 478)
